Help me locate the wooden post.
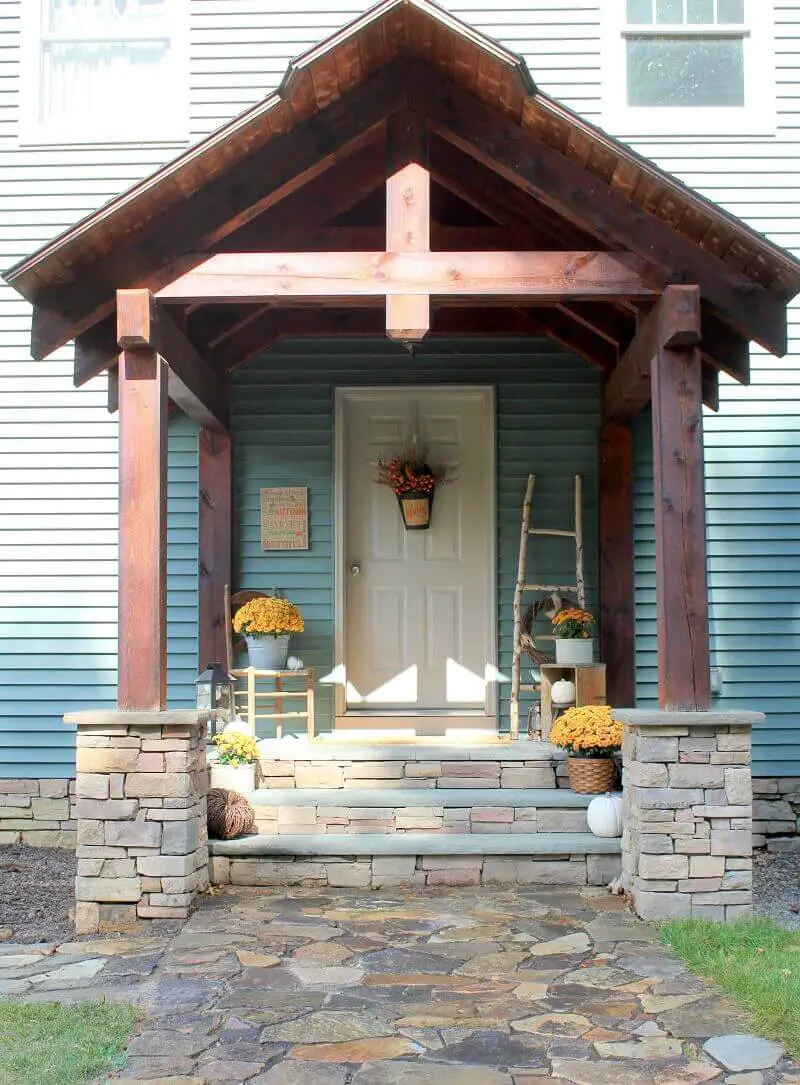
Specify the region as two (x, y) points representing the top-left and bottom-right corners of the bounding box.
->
(598, 422), (636, 707)
(651, 343), (711, 710)
(117, 348), (168, 710)
(386, 111), (430, 341)
(198, 429), (232, 669)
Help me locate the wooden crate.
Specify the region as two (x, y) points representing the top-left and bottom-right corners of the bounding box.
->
(231, 667), (315, 739)
(539, 663), (606, 740)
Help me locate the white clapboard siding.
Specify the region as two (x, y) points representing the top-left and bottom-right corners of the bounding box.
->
(0, 0), (798, 777)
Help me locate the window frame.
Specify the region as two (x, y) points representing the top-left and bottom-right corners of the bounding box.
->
(601, 0), (776, 138)
(19, 0), (190, 147)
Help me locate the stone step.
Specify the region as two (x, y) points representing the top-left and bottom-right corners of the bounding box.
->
(209, 831), (619, 858)
(256, 738), (562, 763)
(247, 787), (592, 808)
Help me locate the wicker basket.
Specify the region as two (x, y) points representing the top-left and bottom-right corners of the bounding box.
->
(567, 756), (615, 794)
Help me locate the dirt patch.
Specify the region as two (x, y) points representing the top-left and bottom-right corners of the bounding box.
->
(0, 845), (76, 944)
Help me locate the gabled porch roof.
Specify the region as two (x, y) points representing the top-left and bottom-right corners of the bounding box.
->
(5, 0), (800, 401)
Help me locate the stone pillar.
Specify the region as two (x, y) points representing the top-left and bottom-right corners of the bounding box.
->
(66, 710), (208, 934)
(617, 710), (763, 923)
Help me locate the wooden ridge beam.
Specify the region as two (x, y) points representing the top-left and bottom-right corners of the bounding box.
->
(157, 250), (661, 303)
(29, 60), (409, 360)
(603, 285), (701, 422)
(117, 289), (229, 431)
(411, 62), (787, 357)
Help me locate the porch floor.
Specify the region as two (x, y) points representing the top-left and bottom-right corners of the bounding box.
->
(4, 885), (794, 1081)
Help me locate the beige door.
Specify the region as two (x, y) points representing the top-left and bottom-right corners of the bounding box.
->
(340, 388), (494, 715)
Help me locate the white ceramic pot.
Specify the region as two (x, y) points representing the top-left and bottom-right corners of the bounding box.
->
(246, 634), (290, 670)
(555, 637), (594, 666)
(587, 791), (624, 838)
(209, 762), (256, 794)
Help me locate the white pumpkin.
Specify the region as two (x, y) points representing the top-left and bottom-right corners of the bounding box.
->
(551, 678), (576, 705)
(587, 792), (623, 838)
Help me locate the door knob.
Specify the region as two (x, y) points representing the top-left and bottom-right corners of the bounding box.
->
(350, 562), (362, 576)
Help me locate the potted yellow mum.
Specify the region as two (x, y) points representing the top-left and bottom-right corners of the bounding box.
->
(210, 732), (260, 792)
(552, 607), (595, 666)
(549, 704), (622, 794)
(232, 595), (304, 670)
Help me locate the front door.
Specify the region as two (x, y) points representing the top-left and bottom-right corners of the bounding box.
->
(339, 388), (494, 720)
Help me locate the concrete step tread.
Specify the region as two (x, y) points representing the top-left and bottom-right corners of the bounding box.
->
(209, 831), (621, 858)
(247, 788), (593, 808)
(255, 739), (562, 763)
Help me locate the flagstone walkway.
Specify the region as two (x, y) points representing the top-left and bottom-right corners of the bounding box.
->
(1, 885), (798, 1084)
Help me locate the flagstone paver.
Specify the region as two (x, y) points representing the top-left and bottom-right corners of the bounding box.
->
(0, 884), (797, 1083)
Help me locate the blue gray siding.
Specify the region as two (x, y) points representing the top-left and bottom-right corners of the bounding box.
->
(232, 336), (600, 736)
(0, 416), (198, 778)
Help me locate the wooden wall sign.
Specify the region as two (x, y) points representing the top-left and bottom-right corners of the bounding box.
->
(260, 487), (308, 550)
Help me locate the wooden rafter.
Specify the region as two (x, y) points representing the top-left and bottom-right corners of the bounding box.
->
(117, 289), (229, 432)
(412, 62), (788, 356)
(157, 251), (662, 304)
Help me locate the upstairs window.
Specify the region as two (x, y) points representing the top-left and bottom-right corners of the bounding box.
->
(22, 0), (188, 145)
(603, 0), (774, 136)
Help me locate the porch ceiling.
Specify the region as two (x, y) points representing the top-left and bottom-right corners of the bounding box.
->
(5, 0), (800, 417)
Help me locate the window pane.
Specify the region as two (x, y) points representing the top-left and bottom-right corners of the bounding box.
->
(656, 0), (684, 24)
(627, 35), (744, 106)
(687, 0), (713, 22)
(717, 0), (744, 23)
(627, 0), (653, 22)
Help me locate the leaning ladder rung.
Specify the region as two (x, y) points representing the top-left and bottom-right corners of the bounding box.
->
(529, 528), (576, 537)
(523, 583), (578, 593)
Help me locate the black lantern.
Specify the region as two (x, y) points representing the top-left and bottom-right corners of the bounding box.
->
(196, 662), (234, 736)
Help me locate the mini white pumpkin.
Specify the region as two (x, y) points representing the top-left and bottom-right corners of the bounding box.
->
(551, 678), (576, 705)
(286, 655), (305, 671)
(587, 791), (623, 838)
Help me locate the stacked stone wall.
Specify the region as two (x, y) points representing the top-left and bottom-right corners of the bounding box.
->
(0, 779), (76, 847)
(68, 711), (209, 933)
(259, 753), (565, 789)
(210, 851), (619, 889)
(618, 710), (761, 922)
(251, 801), (588, 834)
(752, 778), (800, 849)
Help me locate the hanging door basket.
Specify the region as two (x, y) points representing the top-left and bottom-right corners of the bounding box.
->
(397, 491), (434, 530)
(567, 756), (615, 795)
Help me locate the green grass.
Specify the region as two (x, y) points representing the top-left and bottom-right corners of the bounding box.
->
(660, 917), (800, 1058)
(0, 998), (140, 1085)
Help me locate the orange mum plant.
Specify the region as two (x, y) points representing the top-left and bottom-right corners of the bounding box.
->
(552, 607), (595, 640)
(549, 705), (623, 759)
(233, 597), (304, 640)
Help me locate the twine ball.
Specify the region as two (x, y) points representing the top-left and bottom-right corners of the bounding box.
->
(207, 788), (256, 840)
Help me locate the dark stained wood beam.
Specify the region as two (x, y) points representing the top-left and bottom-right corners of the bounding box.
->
(74, 316), (118, 387)
(651, 341), (711, 710)
(537, 308), (618, 372)
(412, 64), (787, 357)
(29, 61), (409, 360)
(107, 365), (118, 413)
(598, 422), (636, 707)
(118, 348), (168, 710)
(603, 285), (701, 422)
(117, 289), (229, 431)
(702, 308), (750, 384)
(213, 134), (386, 254)
(386, 111), (430, 340)
(199, 429), (233, 670)
(429, 133), (600, 252)
(157, 251), (661, 303)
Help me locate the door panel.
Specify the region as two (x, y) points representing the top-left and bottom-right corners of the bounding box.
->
(342, 389), (493, 713)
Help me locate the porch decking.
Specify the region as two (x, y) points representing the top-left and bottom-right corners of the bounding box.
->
(208, 736), (622, 889)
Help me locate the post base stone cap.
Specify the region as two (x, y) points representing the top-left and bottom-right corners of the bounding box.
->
(65, 710), (207, 728)
(615, 710), (764, 728)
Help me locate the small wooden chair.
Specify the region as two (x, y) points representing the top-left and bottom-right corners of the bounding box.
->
(224, 585), (316, 739)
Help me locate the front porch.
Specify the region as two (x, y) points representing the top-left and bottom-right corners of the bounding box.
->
(7, 0), (800, 929)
